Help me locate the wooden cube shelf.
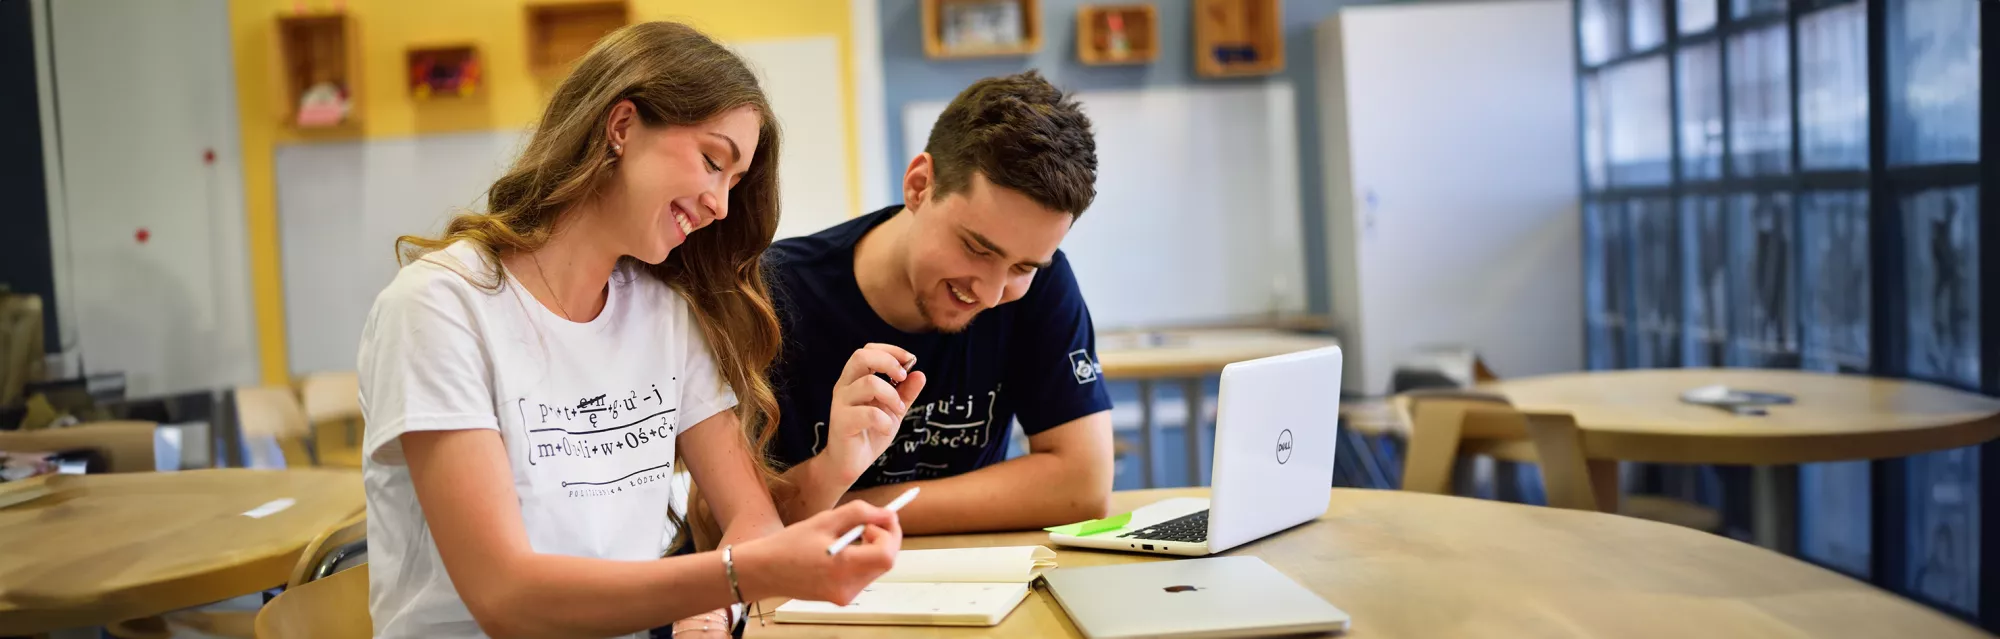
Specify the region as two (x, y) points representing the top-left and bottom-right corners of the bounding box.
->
(408, 44), (481, 99)
(1078, 4), (1159, 65)
(1194, 0), (1284, 78)
(924, 0), (1042, 59)
(276, 11), (359, 128)
(527, 0), (630, 75)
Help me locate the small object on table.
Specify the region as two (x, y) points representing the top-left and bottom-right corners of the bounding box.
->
(1679, 384), (1794, 416)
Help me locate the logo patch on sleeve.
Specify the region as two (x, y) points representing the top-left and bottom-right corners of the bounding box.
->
(1068, 349), (1102, 384)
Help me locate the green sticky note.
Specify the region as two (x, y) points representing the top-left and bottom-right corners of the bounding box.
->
(1045, 512), (1133, 537)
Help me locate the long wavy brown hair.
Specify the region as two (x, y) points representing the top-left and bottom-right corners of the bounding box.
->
(395, 21), (783, 551)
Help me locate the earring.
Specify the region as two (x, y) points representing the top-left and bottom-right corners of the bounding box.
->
(611, 143), (622, 156)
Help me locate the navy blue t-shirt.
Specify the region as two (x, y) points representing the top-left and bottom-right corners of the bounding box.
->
(764, 205), (1112, 490)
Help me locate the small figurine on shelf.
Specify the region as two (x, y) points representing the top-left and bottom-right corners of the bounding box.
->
(411, 51), (481, 99)
(296, 77), (350, 127)
(1105, 12), (1130, 59)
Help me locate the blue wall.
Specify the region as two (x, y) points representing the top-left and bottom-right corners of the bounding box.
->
(877, 0), (1361, 315)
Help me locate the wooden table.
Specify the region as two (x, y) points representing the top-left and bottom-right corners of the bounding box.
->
(1478, 368), (2000, 548)
(1097, 328), (1342, 486)
(0, 468), (365, 634)
(751, 488), (1989, 638)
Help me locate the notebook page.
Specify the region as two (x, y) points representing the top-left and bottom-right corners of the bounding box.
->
(877, 546), (1057, 583)
(773, 582), (1031, 627)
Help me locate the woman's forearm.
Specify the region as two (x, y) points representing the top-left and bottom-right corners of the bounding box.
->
(473, 549), (746, 639)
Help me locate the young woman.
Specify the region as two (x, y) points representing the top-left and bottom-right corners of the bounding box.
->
(358, 22), (910, 638)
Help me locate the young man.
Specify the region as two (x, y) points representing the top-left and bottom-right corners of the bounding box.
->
(762, 71), (1112, 534)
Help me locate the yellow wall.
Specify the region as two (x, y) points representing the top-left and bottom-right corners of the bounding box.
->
(231, 0), (863, 383)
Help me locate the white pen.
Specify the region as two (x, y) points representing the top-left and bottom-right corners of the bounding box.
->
(826, 486), (920, 555)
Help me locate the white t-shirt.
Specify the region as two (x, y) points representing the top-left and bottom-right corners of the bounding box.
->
(359, 241), (736, 639)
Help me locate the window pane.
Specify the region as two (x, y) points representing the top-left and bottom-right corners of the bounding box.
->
(1730, 26), (1794, 177)
(1583, 74), (1610, 190)
(1581, 0), (1629, 66)
(1906, 446), (1980, 615)
(1800, 191), (1871, 373)
(1800, 4), (1871, 170)
(1678, 43), (1724, 180)
(1587, 201), (1631, 370)
(1801, 461), (1873, 578)
(1630, 0), (1666, 51)
(1903, 186), (1980, 386)
(1733, 0), (1786, 20)
(1630, 198), (1680, 368)
(1606, 56), (1673, 186)
(1681, 196), (1730, 366)
(1728, 192), (1799, 368)
(1887, 0), (1979, 165)
(1679, 0), (1717, 34)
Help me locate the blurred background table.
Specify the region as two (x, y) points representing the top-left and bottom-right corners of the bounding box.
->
(1477, 368), (2000, 549)
(0, 468), (363, 635)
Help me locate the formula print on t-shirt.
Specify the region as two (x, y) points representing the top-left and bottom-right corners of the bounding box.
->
(516, 380), (681, 498)
(813, 386), (1003, 485)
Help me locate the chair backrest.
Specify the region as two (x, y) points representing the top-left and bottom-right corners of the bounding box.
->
(290, 511), (367, 587)
(0, 293), (46, 408)
(1395, 390), (1600, 511)
(234, 386), (314, 468)
(256, 563), (372, 639)
(298, 372), (364, 468)
(298, 371), (361, 426)
(0, 420), (157, 473)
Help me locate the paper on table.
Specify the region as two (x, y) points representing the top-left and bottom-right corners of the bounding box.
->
(242, 497), (296, 519)
(877, 546), (1057, 583)
(1045, 512), (1132, 537)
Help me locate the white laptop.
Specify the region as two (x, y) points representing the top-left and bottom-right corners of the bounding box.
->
(1041, 556), (1351, 639)
(1050, 346), (1342, 556)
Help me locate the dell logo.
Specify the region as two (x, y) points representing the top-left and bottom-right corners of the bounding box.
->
(1276, 429), (1294, 464)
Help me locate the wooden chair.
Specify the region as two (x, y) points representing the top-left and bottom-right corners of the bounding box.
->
(234, 386), (316, 468)
(289, 511), (367, 587)
(0, 420), (157, 472)
(1396, 390), (1723, 531)
(298, 372), (364, 469)
(255, 563), (372, 639)
(1397, 390), (1606, 511)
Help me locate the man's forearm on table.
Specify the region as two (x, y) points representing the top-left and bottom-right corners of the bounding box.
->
(843, 451), (1113, 535)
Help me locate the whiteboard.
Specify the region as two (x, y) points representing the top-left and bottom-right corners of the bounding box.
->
(900, 85), (1308, 330)
(277, 36), (854, 375)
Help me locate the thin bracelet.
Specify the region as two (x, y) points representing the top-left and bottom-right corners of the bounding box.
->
(723, 545), (747, 606)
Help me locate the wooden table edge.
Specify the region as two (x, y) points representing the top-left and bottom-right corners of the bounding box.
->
(0, 471), (365, 635)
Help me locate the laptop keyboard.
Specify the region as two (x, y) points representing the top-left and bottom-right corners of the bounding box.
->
(1118, 510), (1209, 543)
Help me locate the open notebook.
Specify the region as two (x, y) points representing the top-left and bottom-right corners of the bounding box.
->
(773, 546), (1056, 627)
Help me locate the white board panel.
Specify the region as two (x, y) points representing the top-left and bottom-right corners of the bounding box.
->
(732, 36), (856, 240)
(278, 36), (854, 375)
(276, 131), (522, 376)
(1320, 0), (1582, 392)
(52, 0), (257, 396)
(901, 85), (1308, 330)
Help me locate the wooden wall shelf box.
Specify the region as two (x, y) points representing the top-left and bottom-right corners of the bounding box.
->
(1194, 0), (1283, 77)
(276, 11), (360, 129)
(1077, 4), (1159, 65)
(527, 0), (631, 75)
(923, 0), (1043, 59)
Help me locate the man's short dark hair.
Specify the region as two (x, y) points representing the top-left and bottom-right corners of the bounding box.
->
(923, 70), (1097, 216)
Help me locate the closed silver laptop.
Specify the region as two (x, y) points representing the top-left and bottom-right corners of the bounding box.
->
(1041, 556), (1351, 638)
